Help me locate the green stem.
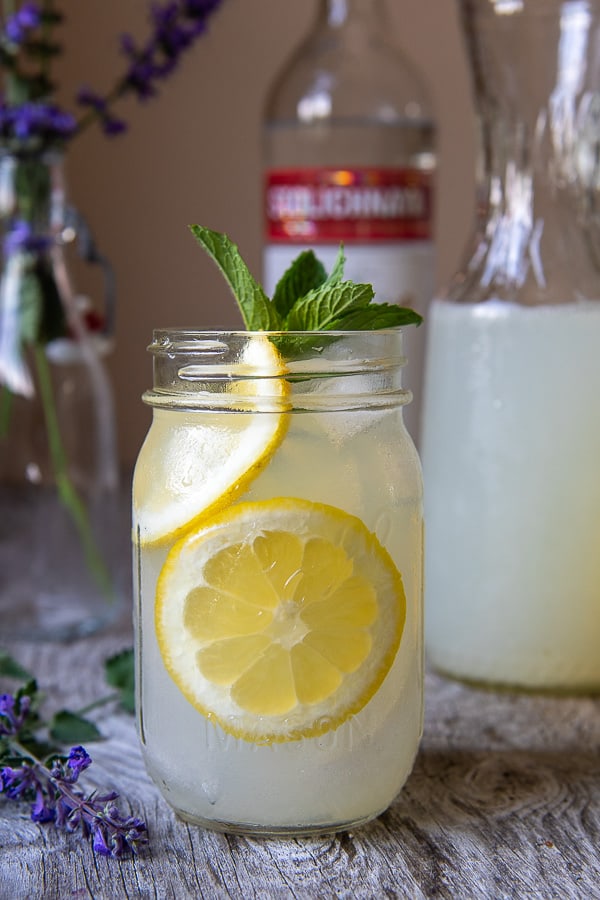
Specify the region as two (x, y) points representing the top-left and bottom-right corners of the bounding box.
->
(32, 344), (114, 600)
(10, 738), (44, 766)
(40, 0), (54, 85)
(0, 384), (12, 437)
(75, 692), (120, 717)
(74, 79), (128, 136)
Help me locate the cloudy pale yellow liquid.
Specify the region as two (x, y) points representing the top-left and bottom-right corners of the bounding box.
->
(422, 299), (600, 691)
(133, 402), (423, 833)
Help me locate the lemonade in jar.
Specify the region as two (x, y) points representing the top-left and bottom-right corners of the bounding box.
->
(132, 228), (424, 834)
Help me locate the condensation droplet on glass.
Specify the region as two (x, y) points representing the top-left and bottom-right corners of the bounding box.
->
(374, 510), (392, 544)
(202, 778), (220, 805)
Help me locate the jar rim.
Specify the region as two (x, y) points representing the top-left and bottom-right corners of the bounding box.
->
(148, 328), (407, 358)
(148, 326), (405, 343)
(144, 328), (410, 411)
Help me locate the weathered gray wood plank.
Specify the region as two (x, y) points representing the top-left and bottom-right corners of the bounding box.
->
(1, 628), (599, 900)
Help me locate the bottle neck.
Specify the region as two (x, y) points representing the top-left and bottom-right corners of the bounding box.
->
(321, 0), (386, 31)
(454, 0), (600, 304)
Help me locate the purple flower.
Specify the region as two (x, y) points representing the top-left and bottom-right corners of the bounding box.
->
(184, 0), (223, 18)
(65, 746), (93, 781)
(124, 48), (159, 100)
(1, 746), (148, 857)
(102, 116), (127, 136)
(0, 766), (32, 800)
(76, 87), (106, 113)
(31, 790), (57, 823)
(117, 0), (224, 103)
(91, 806), (148, 858)
(49, 746), (92, 784)
(1, 761), (40, 800)
(3, 220), (53, 257)
(76, 88), (128, 137)
(0, 100), (77, 144)
(92, 824), (113, 855)
(1, 762), (57, 822)
(0, 690), (147, 858)
(0, 693), (31, 735)
(5, 2), (41, 44)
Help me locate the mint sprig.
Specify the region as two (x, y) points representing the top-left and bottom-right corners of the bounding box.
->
(189, 225), (423, 335)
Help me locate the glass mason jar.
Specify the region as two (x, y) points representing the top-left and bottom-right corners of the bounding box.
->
(421, 0), (600, 691)
(0, 149), (123, 641)
(133, 329), (423, 835)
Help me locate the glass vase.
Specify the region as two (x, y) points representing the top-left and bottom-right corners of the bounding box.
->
(421, 0), (600, 691)
(0, 149), (124, 642)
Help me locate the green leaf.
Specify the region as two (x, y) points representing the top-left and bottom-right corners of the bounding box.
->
(16, 679), (40, 704)
(285, 281), (374, 331)
(0, 651), (32, 681)
(270, 331), (337, 361)
(323, 244), (346, 286)
(326, 303), (424, 331)
(0, 744), (25, 768)
(34, 258), (68, 343)
(189, 225), (282, 331)
(13, 264), (43, 344)
(105, 648), (135, 714)
(49, 710), (102, 744)
(271, 250), (327, 320)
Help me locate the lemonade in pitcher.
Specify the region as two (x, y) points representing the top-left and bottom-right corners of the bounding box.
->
(132, 229), (424, 834)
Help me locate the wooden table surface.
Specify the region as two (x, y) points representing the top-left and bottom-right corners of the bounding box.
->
(1, 615), (599, 900)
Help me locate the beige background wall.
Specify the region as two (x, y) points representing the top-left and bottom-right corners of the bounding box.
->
(58, 0), (475, 466)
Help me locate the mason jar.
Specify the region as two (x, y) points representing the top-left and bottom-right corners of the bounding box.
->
(133, 329), (423, 835)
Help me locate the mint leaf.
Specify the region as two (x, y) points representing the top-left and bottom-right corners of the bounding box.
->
(271, 250), (327, 320)
(105, 648), (135, 714)
(49, 710), (102, 744)
(285, 281), (374, 331)
(323, 244), (345, 286)
(326, 303), (423, 331)
(190, 225), (281, 331)
(0, 651), (32, 681)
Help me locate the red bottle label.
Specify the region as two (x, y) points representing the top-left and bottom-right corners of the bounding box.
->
(265, 167), (433, 243)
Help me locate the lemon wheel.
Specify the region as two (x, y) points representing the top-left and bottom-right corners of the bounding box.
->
(155, 497), (406, 743)
(133, 335), (288, 547)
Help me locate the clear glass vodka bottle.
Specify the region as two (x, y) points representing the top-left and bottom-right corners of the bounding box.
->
(262, 0), (436, 439)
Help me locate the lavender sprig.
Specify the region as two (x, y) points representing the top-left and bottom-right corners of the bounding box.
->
(0, 693), (147, 858)
(0, 0), (226, 147)
(75, 0), (224, 136)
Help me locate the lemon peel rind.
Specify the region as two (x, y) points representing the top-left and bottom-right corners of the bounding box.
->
(155, 497), (406, 744)
(136, 412), (289, 549)
(134, 337), (290, 549)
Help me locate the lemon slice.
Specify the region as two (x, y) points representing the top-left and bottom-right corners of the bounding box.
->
(133, 336), (288, 546)
(156, 497), (406, 743)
